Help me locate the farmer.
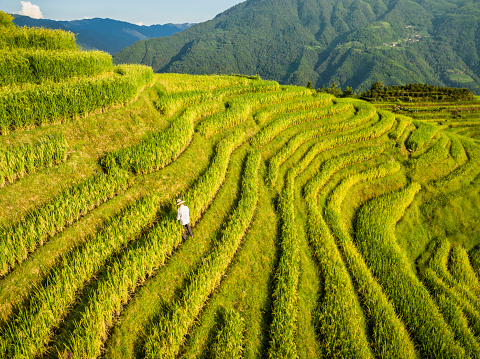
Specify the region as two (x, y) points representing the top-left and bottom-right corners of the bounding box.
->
(176, 199), (194, 240)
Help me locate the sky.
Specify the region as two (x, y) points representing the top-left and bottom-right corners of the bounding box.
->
(1, 0), (245, 25)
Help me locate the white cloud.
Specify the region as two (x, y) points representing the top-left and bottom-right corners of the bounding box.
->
(19, 1), (44, 19)
(136, 21), (144, 26)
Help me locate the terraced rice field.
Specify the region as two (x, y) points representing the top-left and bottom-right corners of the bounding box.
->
(374, 98), (480, 142)
(1, 73), (480, 359)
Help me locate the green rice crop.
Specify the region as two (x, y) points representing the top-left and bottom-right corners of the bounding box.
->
(258, 99), (377, 151)
(426, 287), (480, 357)
(0, 11), (14, 28)
(418, 241), (480, 356)
(251, 102), (354, 147)
(0, 64), (153, 134)
(0, 49), (113, 86)
(156, 80), (283, 118)
(218, 79), (279, 96)
(101, 100), (223, 174)
(470, 246), (480, 278)
(422, 238), (480, 312)
(304, 148), (399, 358)
(166, 74), (276, 92)
(411, 134), (450, 168)
(197, 87), (310, 138)
(214, 80), (281, 97)
(253, 92), (332, 125)
(268, 169), (299, 359)
(1, 64), (478, 358)
(210, 308), (245, 359)
(0, 195), (159, 358)
(55, 134), (252, 358)
(156, 90), (215, 116)
(266, 106), (394, 187)
(0, 169), (130, 277)
(405, 120), (438, 151)
(144, 150), (260, 358)
(182, 128), (247, 224)
(155, 73), (254, 92)
(450, 245), (480, 295)
(264, 108), (356, 186)
(434, 140), (480, 188)
(0, 133), (68, 187)
(55, 217), (180, 358)
(447, 134), (468, 164)
(276, 140), (402, 358)
(388, 114), (412, 141)
(355, 183), (466, 358)
(0, 23), (77, 51)
(305, 198), (372, 357)
(322, 162), (417, 358)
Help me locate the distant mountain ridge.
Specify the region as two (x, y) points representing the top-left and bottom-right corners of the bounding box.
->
(12, 15), (193, 54)
(113, 0), (480, 92)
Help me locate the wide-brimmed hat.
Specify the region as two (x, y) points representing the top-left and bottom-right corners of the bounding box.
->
(176, 199), (185, 206)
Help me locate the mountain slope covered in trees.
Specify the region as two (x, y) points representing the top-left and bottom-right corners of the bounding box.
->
(113, 0), (480, 92)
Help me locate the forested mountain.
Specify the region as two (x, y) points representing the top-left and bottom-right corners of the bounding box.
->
(12, 15), (192, 54)
(113, 0), (480, 92)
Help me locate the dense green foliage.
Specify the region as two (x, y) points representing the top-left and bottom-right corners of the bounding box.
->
(113, 0), (480, 92)
(361, 82), (475, 102)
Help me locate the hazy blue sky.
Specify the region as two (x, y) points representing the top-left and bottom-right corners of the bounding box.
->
(1, 0), (245, 25)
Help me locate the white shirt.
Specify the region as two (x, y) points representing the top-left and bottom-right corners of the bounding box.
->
(177, 204), (190, 225)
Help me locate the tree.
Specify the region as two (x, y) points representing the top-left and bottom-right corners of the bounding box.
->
(317, 85), (327, 93)
(342, 86), (354, 97)
(371, 81), (383, 92)
(329, 83), (342, 97)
